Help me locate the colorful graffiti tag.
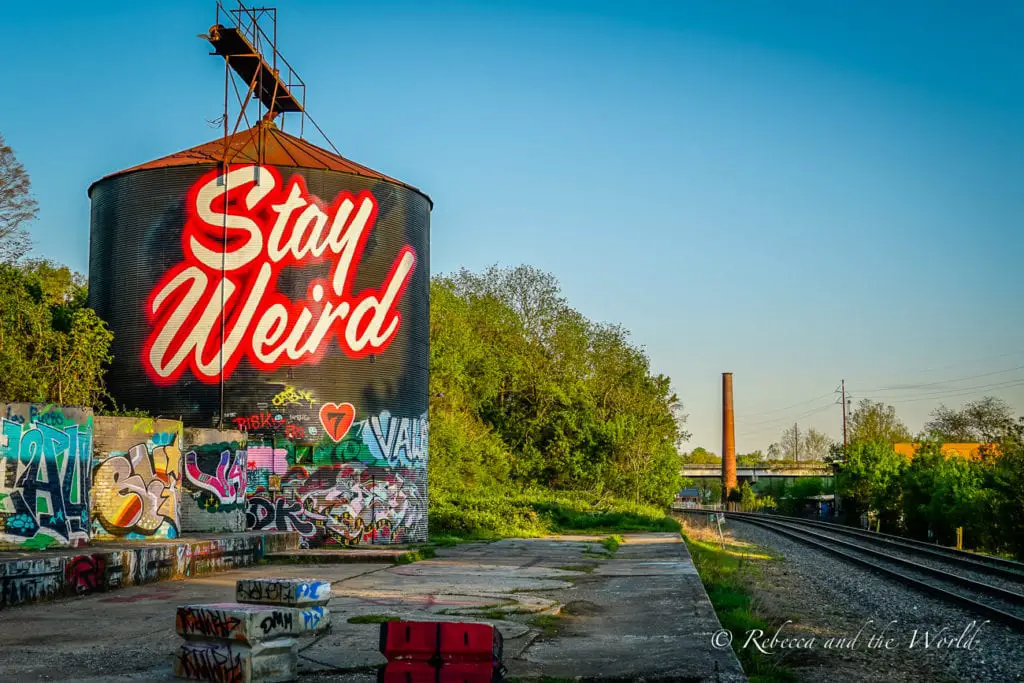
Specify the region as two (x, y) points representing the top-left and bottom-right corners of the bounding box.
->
(184, 448), (247, 508)
(92, 441), (182, 538)
(247, 460), (425, 547)
(0, 405), (94, 549)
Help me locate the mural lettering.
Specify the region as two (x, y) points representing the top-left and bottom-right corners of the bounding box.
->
(184, 449), (247, 505)
(246, 461), (423, 548)
(93, 441), (181, 538)
(365, 410), (428, 468)
(175, 642), (245, 683)
(144, 164), (418, 385)
(0, 414), (93, 549)
(231, 413), (286, 432)
(245, 496), (315, 536)
(272, 385), (317, 408)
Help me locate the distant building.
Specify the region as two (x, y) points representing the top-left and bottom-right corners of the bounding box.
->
(893, 443), (1000, 460)
(676, 488), (702, 507)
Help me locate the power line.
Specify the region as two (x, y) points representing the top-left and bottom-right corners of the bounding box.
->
(736, 392), (835, 419)
(851, 364), (1024, 394)
(849, 350), (1024, 387)
(736, 403), (835, 436)
(883, 378), (1024, 404)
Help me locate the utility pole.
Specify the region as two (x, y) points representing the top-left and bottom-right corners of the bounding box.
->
(841, 379), (848, 447)
(794, 422), (799, 462)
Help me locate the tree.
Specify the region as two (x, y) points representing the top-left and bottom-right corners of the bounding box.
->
(737, 450), (764, 466)
(833, 440), (906, 530)
(848, 399), (911, 445)
(0, 133), (36, 262)
(801, 429), (833, 461)
(780, 424), (801, 460)
(925, 397), (1019, 443)
(683, 446), (719, 464)
(0, 260), (112, 405)
(428, 265), (688, 506)
(766, 442), (781, 460)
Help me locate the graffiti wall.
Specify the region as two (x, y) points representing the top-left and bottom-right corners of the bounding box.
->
(245, 403), (428, 547)
(89, 156), (432, 545)
(0, 404), (94, 550)
(91, 417), (183, 539)
(180, 428), (248, 533)
(0, 531), (299, 609)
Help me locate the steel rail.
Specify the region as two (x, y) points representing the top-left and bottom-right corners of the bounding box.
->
(734, 511), (1024, 579)
(726, 515), (1024, 632)
(726, 513), (1024, 605)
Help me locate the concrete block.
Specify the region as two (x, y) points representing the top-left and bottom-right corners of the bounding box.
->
(236, 577), (331, 607)
(176, 603), (301, 643)
(297, 605), (330, 634)
(173, 638), (297, 683)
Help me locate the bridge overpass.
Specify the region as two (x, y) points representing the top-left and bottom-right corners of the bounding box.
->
(681, 464), (831, 479)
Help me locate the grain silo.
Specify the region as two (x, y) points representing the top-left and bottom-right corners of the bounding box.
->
(86, 5), (431, 546)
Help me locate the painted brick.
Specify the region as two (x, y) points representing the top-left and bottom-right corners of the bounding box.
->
(180, 429), (248, 534)
(91, 416), (184, 540)
(176, 602), (301, 643)
(235, 577), (331, 607)
(173, 638), (297, 683)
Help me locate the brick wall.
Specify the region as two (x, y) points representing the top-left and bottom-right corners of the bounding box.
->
(179, 428), (248, 533)
(91, 417), (184, 539)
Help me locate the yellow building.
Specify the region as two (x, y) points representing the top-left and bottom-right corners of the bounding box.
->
(893, 443), (1000, 460)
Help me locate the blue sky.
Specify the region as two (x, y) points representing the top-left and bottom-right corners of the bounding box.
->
(3, 1), (1023, 452)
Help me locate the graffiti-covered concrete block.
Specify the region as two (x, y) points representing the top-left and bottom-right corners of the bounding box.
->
(173, 638), (297, 683)
(91, 416), (183, 539)
(236, 577), (331, 607)
(180, 428), (248, 533)
(176, 603), (301, 643)
(1, 404), (94, 550)
(297, 605), (330, 634)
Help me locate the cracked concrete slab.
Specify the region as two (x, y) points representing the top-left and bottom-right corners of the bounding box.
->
(0, 533), (745, 682)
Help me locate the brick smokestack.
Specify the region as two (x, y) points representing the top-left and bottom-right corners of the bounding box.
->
(722, 372), (737, 500)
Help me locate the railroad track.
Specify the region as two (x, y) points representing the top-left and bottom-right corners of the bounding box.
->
(716, 511), (1024, 632)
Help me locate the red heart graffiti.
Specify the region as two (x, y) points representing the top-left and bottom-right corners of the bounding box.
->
(319, 402), (356, 442)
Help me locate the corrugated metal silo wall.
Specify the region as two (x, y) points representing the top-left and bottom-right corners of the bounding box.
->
(88, 163), (430, 546)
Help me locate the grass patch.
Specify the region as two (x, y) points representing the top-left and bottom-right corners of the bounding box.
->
(682, 523), (797, 683)
(600, 534), (624, 553)
(394, 547), (436, 565)
(429, 535), (464, 547)
(555, 564), (595, 573)
(528, 613), (563, 638)
(428, 486), (681, 540)
(347, 614), (401, 624)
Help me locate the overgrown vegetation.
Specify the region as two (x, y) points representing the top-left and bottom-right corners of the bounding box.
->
(0, 260), (113, 406)
(428, 265), (688, 538)
(683, 522), (797, 683)
(430, 486), (680, 539)
(829, 397), (1024, 559)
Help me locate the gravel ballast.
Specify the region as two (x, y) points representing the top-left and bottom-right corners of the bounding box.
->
(725, 518), (1024, 683)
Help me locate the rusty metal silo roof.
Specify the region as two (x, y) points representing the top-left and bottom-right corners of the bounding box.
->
(88, 122), (431, 207)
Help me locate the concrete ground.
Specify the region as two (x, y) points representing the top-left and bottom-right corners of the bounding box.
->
(0, 533), (745, 682)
